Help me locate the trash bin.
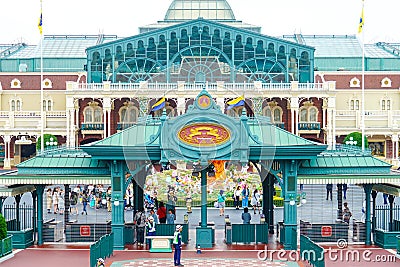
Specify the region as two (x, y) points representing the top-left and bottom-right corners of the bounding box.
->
(225, 221), (232, 244)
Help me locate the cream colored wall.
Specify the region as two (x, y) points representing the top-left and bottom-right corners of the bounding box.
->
(1, 90), (66, 111)
(335, 90), (400, 111)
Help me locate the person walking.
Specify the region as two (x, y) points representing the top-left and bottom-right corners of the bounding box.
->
(217, 190), (226, 216)
(46, 188), (52, 213)
(146, 216), (156, 248)
(172, 225), (184, 267)
(241, 207), (251, 224)
(70, 191), (79, 215)
(81, 190), (88, 215)
(52, 188), (59, 214)
(134, 207), (147, 246)
(326, 183), (333, 201)
(251, 188), (261, 214)
(343, 202), (352, 224)
(58, 189), (65, 215)
(157, 202), (167, 224)
(233, 186), (241, 210)
(241, 184), (249, 208)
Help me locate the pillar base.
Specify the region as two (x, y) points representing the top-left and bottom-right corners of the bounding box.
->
(196, 226), (214, 248)
(112, 224), (125, 250)
(283, 224), (297, 250)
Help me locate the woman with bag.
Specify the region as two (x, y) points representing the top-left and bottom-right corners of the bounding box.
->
(251, 189), (261, 214)
(217, 190), (226, 216)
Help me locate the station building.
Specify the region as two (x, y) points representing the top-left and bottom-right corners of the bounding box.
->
(1, 0), (400, 168)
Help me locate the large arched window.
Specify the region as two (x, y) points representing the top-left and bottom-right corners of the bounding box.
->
(42, 99), (53, 111)
(299, 102), (318, 122)
(263, 102), (282, 123)
(119, 104), (138, 123)
(83, 102), (103, 123)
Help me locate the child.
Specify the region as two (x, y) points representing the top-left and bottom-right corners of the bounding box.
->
(167, 209), (175, 224)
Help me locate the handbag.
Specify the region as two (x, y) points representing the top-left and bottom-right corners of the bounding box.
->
(214, 201), (219, 208)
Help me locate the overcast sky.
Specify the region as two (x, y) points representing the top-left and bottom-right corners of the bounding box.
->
(0, 0), (397, 45)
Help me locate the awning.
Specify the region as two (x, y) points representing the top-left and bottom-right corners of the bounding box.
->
(372, 183), (400, 197)
(0, 185), (36, 197)
(298, 173), (400, 185)
(0, 175), (111, 185)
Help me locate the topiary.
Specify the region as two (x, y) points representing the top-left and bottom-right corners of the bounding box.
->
(0, 213), (7, 240)
(343, 132), (368, 149)
(36, 134), (58, 150)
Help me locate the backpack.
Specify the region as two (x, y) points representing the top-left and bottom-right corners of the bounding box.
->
(70, 193), (77, 205)
(136, 212), (142, 225)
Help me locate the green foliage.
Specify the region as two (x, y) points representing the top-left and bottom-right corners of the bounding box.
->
(343, 132), (368, 149)
(0, 213), (7, 240)
(36, 134), (58, 150)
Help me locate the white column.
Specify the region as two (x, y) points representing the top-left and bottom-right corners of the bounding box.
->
(3, 135), (11, 169)
(290, 97), (299, 135)
(177, 97), (186, 115)
(66, 97), (75, 148)
(107, 110), (111, 137)
(103, 97), (112, 138)
(326, 97), (336, 149)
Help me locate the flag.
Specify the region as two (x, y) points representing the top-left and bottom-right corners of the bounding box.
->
(358, 1), (364, 34)
(151, 97), (165, 111)
(38, 11), (43, 35)
(227, 96), (245, 110)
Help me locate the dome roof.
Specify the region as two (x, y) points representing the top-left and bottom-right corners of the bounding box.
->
(164, 0), (236, 21)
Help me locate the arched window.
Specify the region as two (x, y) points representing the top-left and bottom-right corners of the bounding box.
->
(10, 99), (22, 111)
(350, 99), (360, 110)
(381, 98), (391, 110)
(309, 107), (317, 122)
(119, 105), (138, 123)
(300, 102), (319, 122)
(273, 108), (282, 123)
(42, 99), (53, 111)
(300, 108), (308, 122)
(83, 102), (103, 123)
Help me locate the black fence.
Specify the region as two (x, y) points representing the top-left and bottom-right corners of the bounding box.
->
(3, 203), (34, 231)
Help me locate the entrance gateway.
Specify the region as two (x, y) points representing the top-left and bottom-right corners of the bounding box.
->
(5, 89), (399, 250)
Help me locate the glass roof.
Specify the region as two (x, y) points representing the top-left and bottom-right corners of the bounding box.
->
(165, 0), (236, 21)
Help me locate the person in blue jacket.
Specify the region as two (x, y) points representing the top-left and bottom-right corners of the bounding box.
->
(173, 224), (184, 266)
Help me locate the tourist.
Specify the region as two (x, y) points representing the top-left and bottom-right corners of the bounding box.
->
(166, 208), (175, 224)
(326, 184), (333, 201)
(233, 186), (241, 210)
(81, 190), (88, 215)
(134, 207), (147, 246)
(157, 202), (167, 224)
(217, 190), (226, 216)
(251, 188), (261, 214)
(58, 189), (65, 215)
(146, 216), (156, 248)
(172, 225), (184, 267)
(342, 184), (348, 199)
(343, 202), (352, 224)
(70, 191), (79, 215)
(241, 207), (251, 224)
(149, 208), (158, 224)
(383, 193), (388, 204)
(52, 188), (59, 214)
(46, 188), (52, 214)
(241, 184), (249, 208)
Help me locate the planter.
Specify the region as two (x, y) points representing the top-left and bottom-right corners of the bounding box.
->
(8, 229), (34, 249)
(0, 235), (12, 257)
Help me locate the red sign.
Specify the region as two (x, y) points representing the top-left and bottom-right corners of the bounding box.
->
(321, 226), (332, 237)
(80, 226), (91, 237)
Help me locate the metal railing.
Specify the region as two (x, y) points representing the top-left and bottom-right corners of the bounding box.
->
(89, 232), (114, 267)
(0, 235), (12, 258)
(300, 234), (325, 267)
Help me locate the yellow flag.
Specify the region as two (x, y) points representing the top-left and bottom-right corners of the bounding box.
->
(358, 1), (364, 34)
(38, 13), (43, 35)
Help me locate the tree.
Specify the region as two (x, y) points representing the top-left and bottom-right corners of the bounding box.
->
(36, 134), (58, 150)
(0, 213), (7, 240)
(343, 132), (368, 149)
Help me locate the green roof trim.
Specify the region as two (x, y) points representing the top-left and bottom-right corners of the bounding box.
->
(298, 173), (400, 185)
(0, 175), (110, 185)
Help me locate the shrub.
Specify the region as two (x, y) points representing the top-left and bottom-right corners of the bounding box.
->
(343, 132), (368, 149)
(36, 134), (58, 150)
(0, 213), (7, 240)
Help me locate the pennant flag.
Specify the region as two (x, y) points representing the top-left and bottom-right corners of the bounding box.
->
(358, 1), (364, 34)
(227, 96), (245, 110)
(38, 10), (43, 35)
(151, 97), (165, 111)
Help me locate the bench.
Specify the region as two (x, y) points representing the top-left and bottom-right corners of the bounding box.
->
(145, 235), (174, 252)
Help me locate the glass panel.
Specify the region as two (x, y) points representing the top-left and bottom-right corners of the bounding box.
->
(387, 100), (391, 110)
(120, 108), (127, 122)
(43, 100), (47, 111)
(11, 100), (15, 111)
(264, 108), (271, 118)
(350, 100), (354, 110)
(129, 108), (137, 122)
(94, 108), (102, 123)
(300, 108), (308, 122)
(273, 109), (281, 122)
(16, 100), (21, 111)
(48, 100), (52, 111)
(85, 108), (93, 123)
(382, 100), (386, 110)
(309, 108), (317, 122)
(355, 100), (359, 110)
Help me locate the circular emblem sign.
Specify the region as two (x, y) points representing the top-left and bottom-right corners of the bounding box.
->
(197, 95), (211, 109)
(178, 123), (230, 146)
